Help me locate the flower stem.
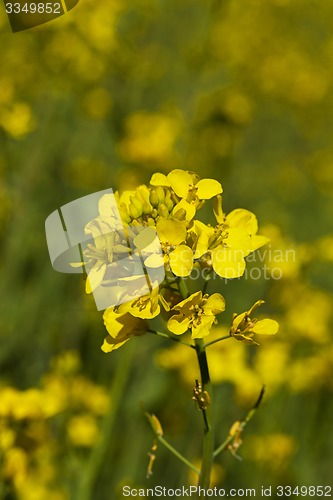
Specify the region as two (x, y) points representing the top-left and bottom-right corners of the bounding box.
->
(213, 386), (265, 459)
(147, 329), (195, 349)
(157, 435), (200, 475)
(177, 277), (214, 493)
(194, 338), (214, 494)
(204, 335), (231, 348)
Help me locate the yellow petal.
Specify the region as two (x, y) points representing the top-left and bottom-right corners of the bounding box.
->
(98, 194), (116, 217)
(232, 333), (258, 345)
(150, 173), (170, 187)
(167, 314), (191, 335)
(211, 247), (246, 279)
(225, 227), (252, 255)
(196, 179), (223, 199)
(213, 194), (224, 224)
(252, 319), (279, 335)
(191, 220), (214, 258)
(172, 291), (202, 311)
(251, 234), (270, 251)
(231, 312), (246, 331)
(191, 316), (215, 339)
(226, 209), (258, 235)
(172, 199), (196, 221)
(101, 337), (129, 352)
(156, 218), (186, 245)
(167, 169), (193, 198)
(85, 261), (106, 293)
(144, 254), (165, 268)
(203, 293), (225, 315)
(134, 227), (157, 250)
(131, 302), (160, 319)
(169, 245), (193, 277)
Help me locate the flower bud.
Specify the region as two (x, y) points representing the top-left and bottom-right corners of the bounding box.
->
(151, 208), (158, 219)
(129, 204), (142, 219)
(164, 190), (174, 212)
(130, 196), (143, 213)
(149, 190), (159, 207)
(155, 186), (165, 204)
(147, 218), (156, 226)
(142, 201), (153, 215)
(158, 204), (169, 218)
(119, 209), (131, 224)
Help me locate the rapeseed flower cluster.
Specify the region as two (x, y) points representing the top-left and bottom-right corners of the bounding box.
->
(80, 169), (278, 351)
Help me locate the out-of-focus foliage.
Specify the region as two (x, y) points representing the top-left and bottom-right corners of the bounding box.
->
(1, 0), (333, 498)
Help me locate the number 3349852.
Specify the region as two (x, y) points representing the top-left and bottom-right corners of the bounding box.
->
(5, 3), (61, 14)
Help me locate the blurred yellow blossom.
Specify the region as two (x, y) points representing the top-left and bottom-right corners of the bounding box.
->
(67, 414), (100, 447)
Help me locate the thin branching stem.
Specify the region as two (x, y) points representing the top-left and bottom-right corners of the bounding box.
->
(213, 386), (265, 459)
(157, 436), (200, 475)
(204, 335), (231, 348)
(147, 329), (195, 348)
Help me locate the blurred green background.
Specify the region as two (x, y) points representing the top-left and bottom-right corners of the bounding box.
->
(1, 0), (333, 498)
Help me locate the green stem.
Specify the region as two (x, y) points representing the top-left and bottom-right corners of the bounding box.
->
(204, 335), (231, 348)
(177, 278), (214, 493)
(147, 329), (194, 349)
(195, 339), (214, 493)
(157, 435), (200, 475)
(178, 277), (189, 299)
(213, 386), (265, 459)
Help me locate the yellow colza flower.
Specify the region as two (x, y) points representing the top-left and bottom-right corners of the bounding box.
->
(230, 300), (279, 345)
(150, 218), (194, 277)
(102, 284), (163, 352)
(208, 196), (270, 278)
(167, 291), (225, 339)
(150, 169), (222, 202)
(116, 285), (161, 319)
(102, 308), (148, 353)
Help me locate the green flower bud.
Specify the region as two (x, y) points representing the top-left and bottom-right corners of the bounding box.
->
(149, 190), (159, 207)
(130, 196), (143, 214)
(119, 209), (131, 224)
(155, 186), (165, 204)
(151, 208), (158, 219)
(164, 190), (174, 212)
(142, 201), (153, 215)
(147, 217), (156, 226)
(158, 204), (169, 218)
(129, 204), (141, 219)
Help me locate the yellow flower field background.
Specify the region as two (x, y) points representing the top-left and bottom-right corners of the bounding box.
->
(1, 0), (333, 498)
